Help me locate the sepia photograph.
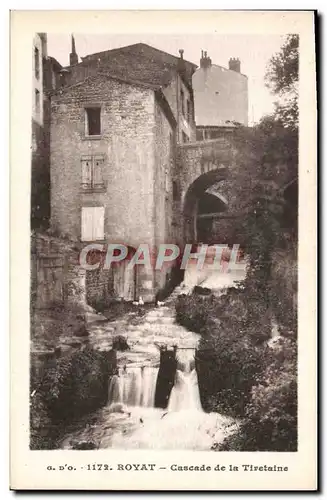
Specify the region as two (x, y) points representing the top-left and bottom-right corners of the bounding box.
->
(29, 29), (299, 452)
(10, 9), (316, 491)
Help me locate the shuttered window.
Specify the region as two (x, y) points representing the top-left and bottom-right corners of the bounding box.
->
(81, 155), (104, 190)
(81, 207), (105, 241)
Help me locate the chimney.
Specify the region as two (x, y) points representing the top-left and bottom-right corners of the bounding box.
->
(200, 50), (212, 69)
(228, 57), (241, 73)
(69, 34), (78, 66)
(177, 48), (186, 77)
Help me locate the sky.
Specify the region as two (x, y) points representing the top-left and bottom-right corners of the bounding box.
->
(47, 33), (285, 125)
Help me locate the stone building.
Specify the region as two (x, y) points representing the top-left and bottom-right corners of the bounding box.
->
(192, 51), (248, 140)
(50, 41), (197, 302)
(31, 33), (62, 230)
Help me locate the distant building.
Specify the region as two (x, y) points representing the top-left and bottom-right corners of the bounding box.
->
(31, 33), (62, 230)
(50, 40), (196, 302)
(192, 51), (248, 140)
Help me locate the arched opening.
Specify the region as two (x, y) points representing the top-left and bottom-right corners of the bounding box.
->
(183, 167), (230, 244)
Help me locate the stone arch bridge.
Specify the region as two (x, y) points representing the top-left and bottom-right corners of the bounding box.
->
(174, 137), (296, 245)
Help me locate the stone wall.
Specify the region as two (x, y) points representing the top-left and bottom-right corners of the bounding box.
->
(85, 267), (115, 308)
(50, 77), (156, 248)
(31, 233), (86, 312)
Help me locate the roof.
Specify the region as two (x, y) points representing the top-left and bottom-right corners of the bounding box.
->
(195, 62), (248, 79)
(63, 42), (197, 91)
(47, 56), (62, 71)
(81, 42), (197, 70)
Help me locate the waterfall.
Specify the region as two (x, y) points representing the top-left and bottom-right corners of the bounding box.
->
(168, 349), (202, 412)
(108, 366), (159, 408)
(108, 349), (202, 413)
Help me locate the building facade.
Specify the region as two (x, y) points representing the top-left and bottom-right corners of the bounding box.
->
(31, 33), (62, 230)
(50, 42), (196, 302)
(192, 51), (248, 140)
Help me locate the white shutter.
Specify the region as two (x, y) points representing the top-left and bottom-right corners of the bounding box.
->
(92, 207), (105, 240)
(81, 156), (92, 188)
(81, 207), (93, 241)
(93, 155), (104, 187)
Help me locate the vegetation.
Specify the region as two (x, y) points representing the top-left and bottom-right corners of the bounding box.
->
(30, 347), (117, 449)
(176, 34), (298, 451)
(265, 34), (299, 130)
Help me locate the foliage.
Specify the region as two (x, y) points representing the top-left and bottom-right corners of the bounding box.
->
(215, 338), (297, 451)
(176, 287), (272, 416)
(175, 293), (219, 334)
(196, 327), (264, 417)
(178, 36), (299, 450)
(176, 285), (272, 343)
(41, 347), (117, 422)
(265, 34), (299, 129)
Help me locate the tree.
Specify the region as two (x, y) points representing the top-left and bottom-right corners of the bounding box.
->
(265, 34), (299, 129)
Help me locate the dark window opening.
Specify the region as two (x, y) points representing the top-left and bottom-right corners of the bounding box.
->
(35, 89), (40, 115)
(180, 89), (185, 116)
(187, 99), (192, 123)
(34, 47), (40, 79)
(173, 181), (179, 201)
(86, 107), (101, 136)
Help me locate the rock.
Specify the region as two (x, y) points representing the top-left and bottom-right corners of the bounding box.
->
(85, 311), (108, 324)
(71, 441), (97, 450)
(66, 339), (82, 348)
(74, 325), (89, 337)
(112, 335), (130, 351)
(193, 286), (212, 296)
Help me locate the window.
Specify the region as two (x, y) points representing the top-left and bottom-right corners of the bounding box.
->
(180, 89), (185, 116)
(173, 181), (179, 201)
(187, 99), (192, 123)
(81, 155), (105, 190)
(81, 206), (105, 241)
(85, 107), (101, 136)
(35, 89), (40, 116)
(34, 47), (40, 79)
(165, 167), (170, 193)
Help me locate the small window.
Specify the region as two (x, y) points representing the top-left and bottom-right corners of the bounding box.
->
(165, 167), (169, 193)
(81, 206), (104, 241)
(180, 89), (185, 116)
(35, 89), (40, 115)
(173, 181), (179, 201)
(34, 47), (40, 79)
(85, 107), (101, 136)
(187, 99), (192, 123)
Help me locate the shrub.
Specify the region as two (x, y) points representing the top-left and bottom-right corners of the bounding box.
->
(196, 326), (264, 417)
(40, 347), (117, 423)
(175, 293), (218, 333)
(215, 338), (297, 451)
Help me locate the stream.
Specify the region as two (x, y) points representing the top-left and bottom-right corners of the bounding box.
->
(59, 266), (246, 450)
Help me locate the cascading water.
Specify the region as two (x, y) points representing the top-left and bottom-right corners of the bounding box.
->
(108, 366), (159, 408)
(60, 273), (246, 450)
(168, 349), (202, 412)
(108, 349), (202, 414)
